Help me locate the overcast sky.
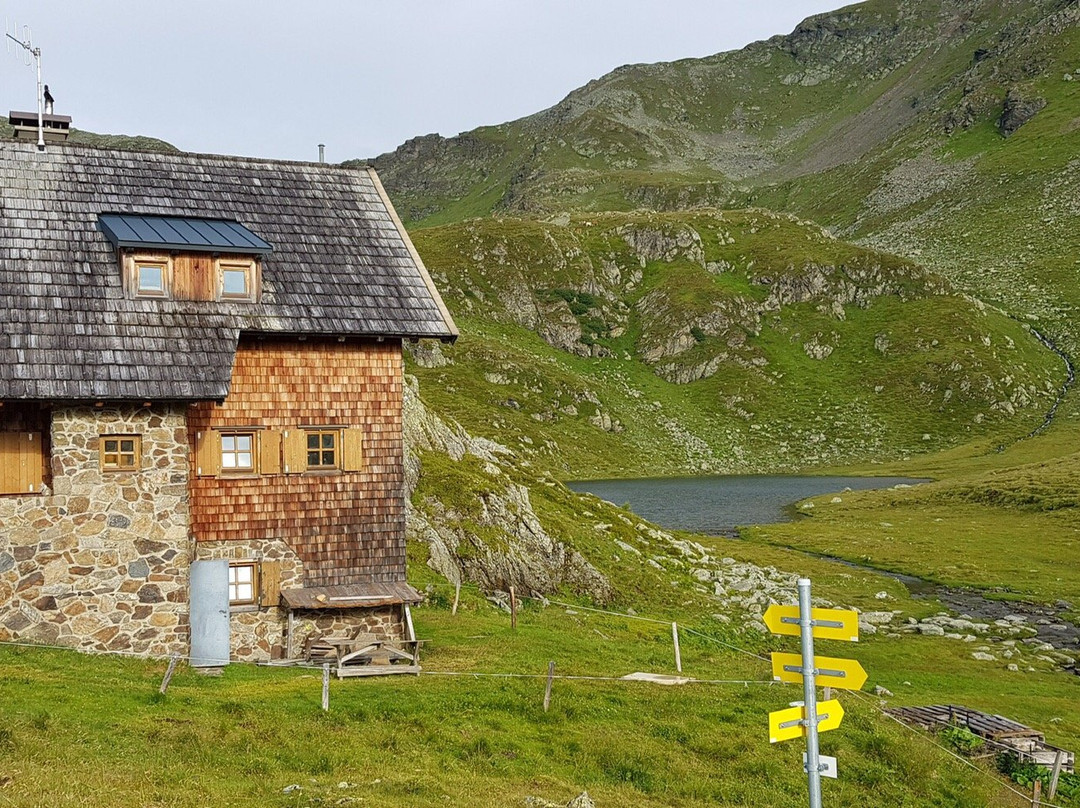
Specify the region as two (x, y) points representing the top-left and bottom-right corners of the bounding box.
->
(1, 1), (842, 162)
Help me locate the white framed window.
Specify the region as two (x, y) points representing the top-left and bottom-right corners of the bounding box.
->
(228, 562), (257, 606)
(221, 433), (255, 472)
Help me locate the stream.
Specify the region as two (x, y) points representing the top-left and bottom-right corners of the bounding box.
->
(821, 556), (1080, 652)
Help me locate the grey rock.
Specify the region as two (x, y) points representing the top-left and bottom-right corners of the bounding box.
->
(127, 558), (150, 579)
(567, 793), (596, 808)
(0, 551), (14, 574)
(917, 624), (945, 636)
(874, 685), (893, 697)
(971, 651), (996, 661)
(998, 89), (1047, 137)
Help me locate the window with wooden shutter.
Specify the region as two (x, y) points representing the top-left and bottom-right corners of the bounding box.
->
(259, 431), (282, 475)
(282, 429), (307, 474)
(258, 560), (282, 607)
(342, 428), (364, 472)
(193, 429), (221, 477)
(228, 562), (258, 605)
(0, 432), (43, 495)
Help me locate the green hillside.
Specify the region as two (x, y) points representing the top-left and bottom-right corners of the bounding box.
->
(410, 211), (1062, 477)
(369, 0), (1080, 358)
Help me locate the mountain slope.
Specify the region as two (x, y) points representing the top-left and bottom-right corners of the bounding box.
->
(368, 0), (1080, 367)
(408, 210), (1061, 477)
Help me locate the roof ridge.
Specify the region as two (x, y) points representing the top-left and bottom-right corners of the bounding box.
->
(0, 135), (366, 172)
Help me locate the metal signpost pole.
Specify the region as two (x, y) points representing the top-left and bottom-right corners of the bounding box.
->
(799, 577), (823, 808)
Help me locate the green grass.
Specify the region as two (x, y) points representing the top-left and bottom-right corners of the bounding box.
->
(0, 592), (1062, 808)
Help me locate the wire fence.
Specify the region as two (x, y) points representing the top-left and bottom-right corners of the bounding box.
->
(0, 586), (1066, 806)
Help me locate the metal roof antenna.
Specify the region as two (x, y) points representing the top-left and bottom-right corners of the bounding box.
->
(5, 21), (45, 150)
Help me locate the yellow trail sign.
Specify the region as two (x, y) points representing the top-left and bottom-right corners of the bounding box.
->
(769, 699), (845, 744)
(763, 604), (859, 642)
(771, 652), (868, 691)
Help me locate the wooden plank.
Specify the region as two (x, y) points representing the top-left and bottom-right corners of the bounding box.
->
(186, 339), (409, 587)
(159, 655), (180, 694)
(24, 432), (41, 492)
(342, 427), (364, 471)
(0, 432), (19, 493)
(259, 430), (282, 475)
(336, 664), (420, 678)
(544, 661), (555, 712)
(194, 429), (220, 477)
(672, 622), (682, 674)
(282, 428), (306, 474)
(259, 560), (281, 607)
(1049, 750), (1065, 799)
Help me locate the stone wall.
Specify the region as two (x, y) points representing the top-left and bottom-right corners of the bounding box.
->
(0, 404), (190, 656)
(290, 605), (405, 658)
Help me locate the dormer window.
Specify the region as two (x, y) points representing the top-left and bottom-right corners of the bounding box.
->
(220, 260), (256, 301)
(135, 262), (168, 297)
(98, 213), (272, 304)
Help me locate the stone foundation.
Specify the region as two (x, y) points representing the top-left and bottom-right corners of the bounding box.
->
(290, 605), (405, 658)
(0, 405), (190, 656)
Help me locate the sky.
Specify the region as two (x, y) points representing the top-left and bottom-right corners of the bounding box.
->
(0, 1), (843, 163)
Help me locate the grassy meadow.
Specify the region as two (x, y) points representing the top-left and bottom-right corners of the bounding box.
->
(1, 589), (1064, 808)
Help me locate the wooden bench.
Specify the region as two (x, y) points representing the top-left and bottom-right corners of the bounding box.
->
(303, 629), (422, 677)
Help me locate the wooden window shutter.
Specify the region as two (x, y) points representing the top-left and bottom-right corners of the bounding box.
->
(259, 430), (283, 475)
(21, 432), (42, 493)
(0, 433), (16, 493)
(342, 428), (365, 472)
(194, 430), (221, 477)
(0, 432), (42, 494)
(282, 429), (307, 474)
(259, 560), (282, 607)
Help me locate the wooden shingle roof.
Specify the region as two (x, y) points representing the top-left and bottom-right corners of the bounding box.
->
(0, 140), (457, 401)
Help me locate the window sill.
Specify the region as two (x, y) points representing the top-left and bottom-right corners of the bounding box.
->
(229, 604), (260, 614)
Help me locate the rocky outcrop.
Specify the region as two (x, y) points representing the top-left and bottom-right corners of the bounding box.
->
(998, 89), (1047, 137)
(403, 377), (612, 603)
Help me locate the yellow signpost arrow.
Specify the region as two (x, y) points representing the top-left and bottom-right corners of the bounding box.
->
(763, 604), (859, 642)
(769, 699), (845, 744)
(771, 652), (868, 691)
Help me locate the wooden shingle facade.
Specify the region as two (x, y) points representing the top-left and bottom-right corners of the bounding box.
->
(0, 140), (456, 663)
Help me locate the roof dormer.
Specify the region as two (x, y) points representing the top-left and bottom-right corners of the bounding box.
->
(98, 214), (273, 303)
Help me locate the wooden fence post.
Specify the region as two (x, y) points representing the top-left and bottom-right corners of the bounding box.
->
(451, 581), (461, 616)
(1032, 778), (1042, 808)
(159, 655), (179, 695)
(672, 622), (682, 674)
(510, 586), (517, 631)
(543, 661), (555, 712)
(322, 663), (330, 711)
(1049, 750), (1064, 799)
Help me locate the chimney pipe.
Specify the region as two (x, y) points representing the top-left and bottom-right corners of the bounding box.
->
(318, 144), (325, 163)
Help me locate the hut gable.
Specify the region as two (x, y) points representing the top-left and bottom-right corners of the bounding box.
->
(0, 140), (457, 401)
